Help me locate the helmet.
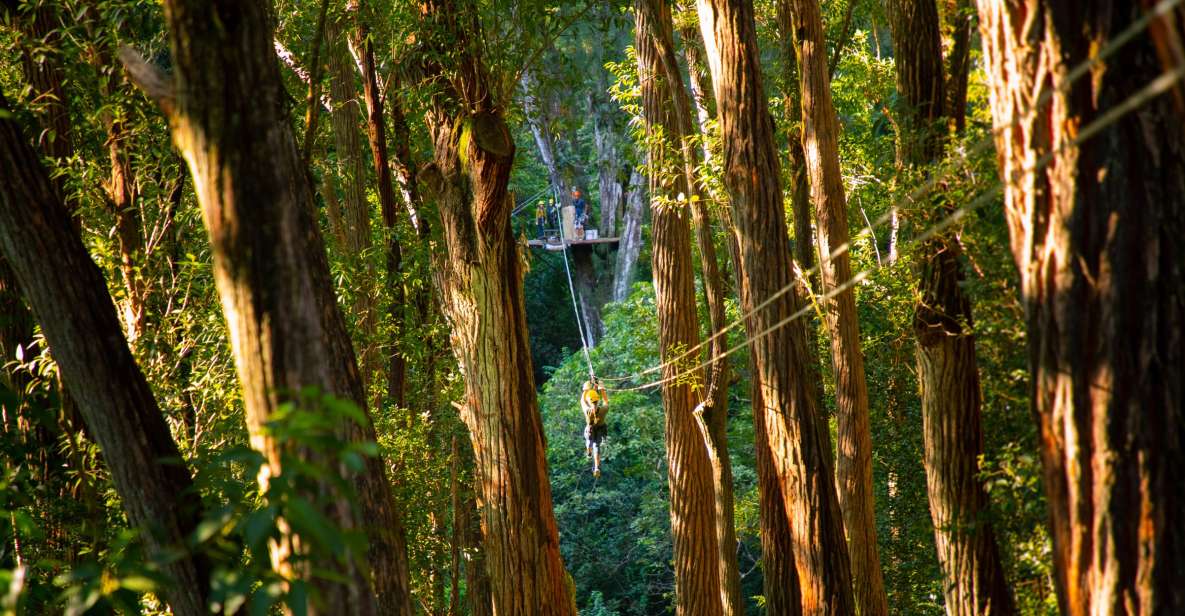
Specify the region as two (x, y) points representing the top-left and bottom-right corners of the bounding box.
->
(582, 380), (593, 391)
(573, 189), (582, 197)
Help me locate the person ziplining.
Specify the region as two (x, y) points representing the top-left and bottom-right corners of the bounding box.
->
(581, 378), (609, 477)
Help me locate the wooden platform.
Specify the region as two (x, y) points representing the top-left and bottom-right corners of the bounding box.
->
(527, 236), (620, 250)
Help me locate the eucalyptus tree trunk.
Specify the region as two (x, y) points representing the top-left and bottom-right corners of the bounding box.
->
(592, 4), (628, 239)
(415, 1), (575, 612)
(0, 95), (211, 616)
(783, 2), (889, 613)
(121, 0), (410, 610)
(643, 2), (742, 611)
(634, 3), (726, 613)
(695, 0), (855, 613)
(888, 2), (1015, 615)
(977, 1), (1185, 613)
(612, 169), (647, 302)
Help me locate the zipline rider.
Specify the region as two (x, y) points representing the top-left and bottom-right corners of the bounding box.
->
(581, 378), (609, 478)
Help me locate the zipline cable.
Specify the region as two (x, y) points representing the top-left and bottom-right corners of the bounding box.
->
(596, 0), (1183, 385)
(555, 206), (597, 381)
(604, 60), (1185, 393)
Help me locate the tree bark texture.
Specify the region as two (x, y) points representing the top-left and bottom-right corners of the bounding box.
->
(635, 3), (729, 615)
(416, 1), (575, 613)
(613, 169), (647, 302)
(750, 359), (803, 616)
(775, 0), (818, 287)
(888, 1), (1017, 615)
(0, 94), (211, 616)
(977, 1), (1185, 613)
(695, 0), (855, 613)
(785, 1), (889, 613)
(640, 2), (744, 611)
(126, 1), (410, 611)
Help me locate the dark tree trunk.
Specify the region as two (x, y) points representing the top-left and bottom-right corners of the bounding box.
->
(977, 1), (1185, 613)
(0, 94), (211, 616)
(414, 1), (575, 612)
(888, 1), (1016, 614)
(695, 0), (856, 613)
(635, 2), (729, 613)
(122, 0), (410, 610)
(940, 0), (972, 131)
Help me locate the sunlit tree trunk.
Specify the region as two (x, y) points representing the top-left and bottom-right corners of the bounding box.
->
(695, 0), (855, 613)
(415, 1), (575, 612)
(977, 1), (1185, 613)
(122, 0), (410, 610)
(0, 96), (210, 616)
(774, 1), (817, 287)
(634, 2), (728, 614)
(783, 1), (890, 613)
(887, 1), (1016, 614)
(646, 2), (743, 612)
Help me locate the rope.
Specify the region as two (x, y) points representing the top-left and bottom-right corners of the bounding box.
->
(605, 58), (1185, 393)
(555, 207), (597, 381)
(597, 0), (1183, 386)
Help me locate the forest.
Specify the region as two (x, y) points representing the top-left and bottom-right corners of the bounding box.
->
(0, 0), (1182, 614)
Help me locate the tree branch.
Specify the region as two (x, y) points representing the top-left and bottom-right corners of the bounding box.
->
(118, 46), (175, 118)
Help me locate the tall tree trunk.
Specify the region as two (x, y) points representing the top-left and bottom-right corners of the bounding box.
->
(784, 1), (889, 613)
(613, 170), (647, 302)
(939, 0), (972, 131)
(0, 94), (211, 616)
(750, 359), (803, 616)
(347, 0), (410, 413)
(591, 5), (628, 239)
(977, 1), (1185, 613)
(775, 0), (818, 288)
(643, 2), (743, 612)
(326, 13), (381, 399)
(345, 1), (417, 609)
(122, 1), (410, 611)
(887, 2), (1016, 615)
(695, 0), (855, 613)
(635, 1), (727, 611)
(415, 1), (575, 613)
